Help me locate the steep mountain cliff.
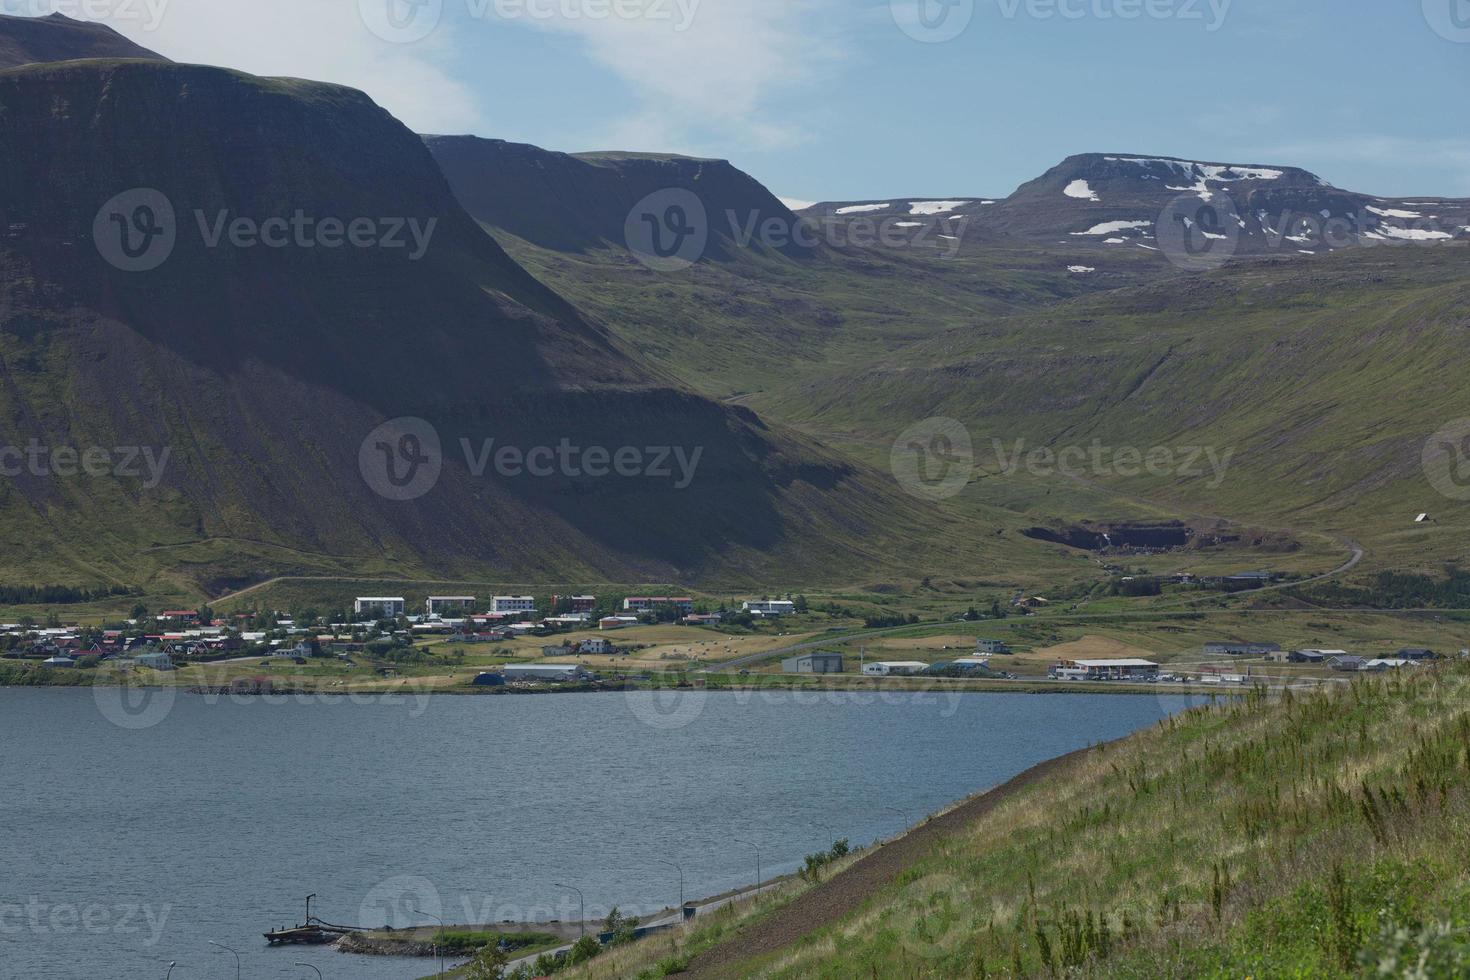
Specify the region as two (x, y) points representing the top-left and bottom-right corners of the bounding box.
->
(0, 60), (952, 592)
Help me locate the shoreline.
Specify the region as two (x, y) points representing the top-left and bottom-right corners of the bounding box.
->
(0, 677), (1227, 697)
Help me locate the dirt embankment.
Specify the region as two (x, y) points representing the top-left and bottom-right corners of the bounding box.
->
(682, 743), (1099, 978)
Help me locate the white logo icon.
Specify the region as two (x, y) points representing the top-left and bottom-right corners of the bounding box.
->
(891, 418), (974, 501)
(624, 189), (709, 272)
(94, 188), (176, 272)
(359, 0), (444, 43)
(360, 417), (443, 501)
(892, 0), (975, 43)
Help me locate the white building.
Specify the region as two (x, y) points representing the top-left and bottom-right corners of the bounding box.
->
(581, 637), (614, 655)
(975, 638), (1010, 654)
(492, 596), (537, 615)
(426, 596), (476, 615)
(134, 651), (174, 670)
(742, 599), (796, 617)
(1052, 658), (1159, 681)
(623, 597), (695, 614)
(861, 661), (928, 676)
(354, 597), (405, 618)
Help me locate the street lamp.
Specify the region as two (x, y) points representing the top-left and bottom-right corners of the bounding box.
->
(553, 882), (585, 938)
(413, 907), (446, 978)
(733, 837), (762, 896)
(295, 964), (324, 979)
(164, 962), (176, 980)
(207, 941), (240, 980)
(657, 860), (684, 910)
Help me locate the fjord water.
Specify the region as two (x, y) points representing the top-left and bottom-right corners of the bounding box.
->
(0, 687), (1189, 979)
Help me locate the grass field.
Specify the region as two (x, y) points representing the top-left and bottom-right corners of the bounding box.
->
(552, 659), (1470, 979)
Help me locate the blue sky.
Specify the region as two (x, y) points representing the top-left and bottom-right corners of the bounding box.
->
(91, 0), (1470, 202)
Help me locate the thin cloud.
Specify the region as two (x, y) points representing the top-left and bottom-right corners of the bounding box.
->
(480, 0), (849, 151)
(83, 0), (483, 134)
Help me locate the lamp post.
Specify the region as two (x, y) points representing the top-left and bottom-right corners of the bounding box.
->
(657, 860), (684, 910)
(295, 964), (324, 979)
(733, 837), (762, 896)
(164, 962), (176, 980)
(413, 907), (445, 978)
(207, 941), (240, 980)
(553, 882), (585, 938)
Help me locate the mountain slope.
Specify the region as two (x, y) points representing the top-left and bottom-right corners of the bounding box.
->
(0, 12), (167, 68)
(0, 59), (972, 593)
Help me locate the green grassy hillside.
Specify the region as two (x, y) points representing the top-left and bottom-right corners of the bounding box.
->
(566, 661), (1470, 979)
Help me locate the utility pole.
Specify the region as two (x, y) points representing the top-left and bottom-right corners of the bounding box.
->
(657, 860), (685, 910)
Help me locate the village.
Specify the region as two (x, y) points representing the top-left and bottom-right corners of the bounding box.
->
(3, 586), (1464, 695)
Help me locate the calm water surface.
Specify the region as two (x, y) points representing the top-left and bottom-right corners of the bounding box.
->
(0, 686), (1188, 979)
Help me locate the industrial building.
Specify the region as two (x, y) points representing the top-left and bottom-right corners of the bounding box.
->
(782, 652), (844, 673)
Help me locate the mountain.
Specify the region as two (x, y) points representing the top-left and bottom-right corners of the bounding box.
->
(0, 12), (167, 69)
(424, 136), (807, 260)
(0, 59), (966, 593)
(806, 153), (1470, 259)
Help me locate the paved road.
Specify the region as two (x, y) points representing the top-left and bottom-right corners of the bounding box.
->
(502, 881), (783, 972)
(701, 622), (947, 673)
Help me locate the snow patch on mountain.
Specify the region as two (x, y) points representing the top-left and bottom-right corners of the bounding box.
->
(835, 203), (890, 215)
(908, 200), (967, 215)
(1072, 220), (1152, 236)
(1366, 205), (1423, 219)
(1064, 180), (1100, 202)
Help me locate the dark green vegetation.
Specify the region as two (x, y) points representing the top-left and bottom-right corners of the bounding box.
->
(0, 14), (1465, 613)
(563, 661), (1470, 979)
(0, 56), (970, 596)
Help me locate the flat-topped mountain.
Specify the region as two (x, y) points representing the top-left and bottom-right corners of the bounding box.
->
(0, 12), (166, 69)
(0, 59), (932, 589)
(424, 135), (808, 259)
(806, 153), (1470, 257)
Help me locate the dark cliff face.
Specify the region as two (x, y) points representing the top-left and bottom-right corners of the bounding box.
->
(0, 60), (900, 588)
(424, 135), (809, 259)
(0, 12), (168, 69)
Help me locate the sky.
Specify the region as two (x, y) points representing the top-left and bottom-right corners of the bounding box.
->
(45, 0), (1470, 203)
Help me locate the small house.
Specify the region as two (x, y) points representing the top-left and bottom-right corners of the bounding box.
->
(861, 661), (928, 676)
